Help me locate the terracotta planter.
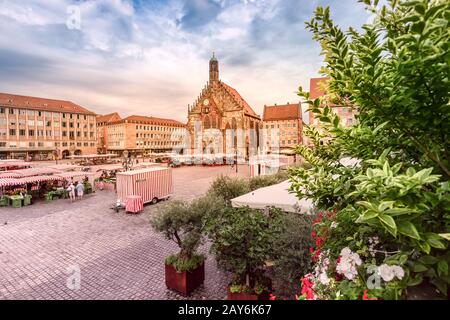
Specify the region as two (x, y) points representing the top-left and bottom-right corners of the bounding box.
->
(165, 261), (205, 296)
(227, 287), (271, 300)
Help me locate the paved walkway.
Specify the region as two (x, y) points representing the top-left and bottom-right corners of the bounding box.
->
(0, 165), (249, 300)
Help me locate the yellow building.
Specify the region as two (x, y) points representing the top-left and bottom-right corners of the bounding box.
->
(263, 103), (303, 153)
(101, 115), (185, 155)
(0, 93), (97, 160)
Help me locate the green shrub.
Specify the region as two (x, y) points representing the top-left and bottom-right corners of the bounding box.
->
(207, 175), (250, 205)
(272, 213), (314, 298)
(205, 206), (284, 290)
(165, 254), (205, 273)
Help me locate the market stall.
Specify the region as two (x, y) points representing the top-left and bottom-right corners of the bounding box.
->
(116, 167), (173, 207)
(231, 180), (314, 214)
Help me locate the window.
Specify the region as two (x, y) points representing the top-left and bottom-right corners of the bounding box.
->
(29, 142), (35, 147)
(46, 121), (51, 127)
(37, 120), (44, 126)
(28, 129), (35, 136)
(54, 122), (60, 128)
(38, 111), (42, 117)
(9, 129), (16, 136)
(0, 128), (6, 136)
(0, 118), (6, 125)
(62, 142), (68, 147)
(69, 122), (74, 128)
(19, 129), (26, 136)
(62, 131), (67, 137)
(27, 110), (35, 116)
(0, 107), (4, 113)
(9, 108), (15, 115)
(38, 142), (44, 147)
(19, 109), (26, 115)
(0, 142), (6, 147)
(62, 122), (67, 128)
(27, 120), (35, 126)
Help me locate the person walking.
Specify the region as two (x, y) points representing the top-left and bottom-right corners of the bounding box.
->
(67, 182), (76, 202)
(76, 181), (84, 200)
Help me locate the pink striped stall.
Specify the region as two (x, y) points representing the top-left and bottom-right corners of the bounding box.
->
(116, 167), (173, 205)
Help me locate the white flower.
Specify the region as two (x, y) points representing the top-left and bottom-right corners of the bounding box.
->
(340, 247), (352, 258)
(331, 222), (338, 229)
(319, 272), (331, 285)
(336, 248), (363, 281)
(392, 265), (405, 280)
(378, 264), (395, 282)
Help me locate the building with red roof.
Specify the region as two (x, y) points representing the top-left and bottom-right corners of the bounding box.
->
(0, 93), (97, 160)
(187, 54), (261, 158)
(262, 103), (302, 152)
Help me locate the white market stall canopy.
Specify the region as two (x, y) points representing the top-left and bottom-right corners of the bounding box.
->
(231, 180), (314, 214)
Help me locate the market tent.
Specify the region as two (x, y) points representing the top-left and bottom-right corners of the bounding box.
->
(231, 180), (314, 214)
(55, 172), (95, 184)
(0, 178), (21, 187)
(47, 164), (81, 171)
(11, 167), (62, 177)
(0, 175), (64, 188)
(0, 171), (23, 178)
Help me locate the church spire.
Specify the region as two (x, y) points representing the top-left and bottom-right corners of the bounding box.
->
(209, 52), (219, 82)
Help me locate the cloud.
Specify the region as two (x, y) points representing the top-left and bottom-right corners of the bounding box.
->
(0, 0), (370, 121)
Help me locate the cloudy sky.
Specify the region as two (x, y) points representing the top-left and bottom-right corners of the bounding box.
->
(0, 0), (370, 122)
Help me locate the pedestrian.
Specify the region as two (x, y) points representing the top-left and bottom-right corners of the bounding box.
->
(99, 177), (104, 191)
(76, 181), (84, 200)
(67, 182), (75, 202)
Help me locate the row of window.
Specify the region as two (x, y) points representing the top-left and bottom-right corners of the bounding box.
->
(265, 122), (298, 129)
(136, 140), (179, 147)
(1, 128), (94, 138)
(0, 142), (95, 148)
(0, 107), (95, 121)
(136, 125), (181, 132)
(0, 119), (95, 129)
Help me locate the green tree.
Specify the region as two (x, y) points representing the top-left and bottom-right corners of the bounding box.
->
(291, 0), (450, 298)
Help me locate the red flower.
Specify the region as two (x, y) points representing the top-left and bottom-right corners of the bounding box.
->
(311, 231), (317, 238)
(269, 294), (277, 301)
(309, 247), (314, 254)
(362, 290), (378, 300)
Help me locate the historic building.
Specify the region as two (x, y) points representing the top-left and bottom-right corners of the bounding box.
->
(307, 77), (358, 128)
(302, 77), (358, 146)
(101, 115), (185, 155)
(0, 93), (97, 160)
(262, 102), (303, 153)
(186, 54), (261, 160)
(96, 112), (122, 153)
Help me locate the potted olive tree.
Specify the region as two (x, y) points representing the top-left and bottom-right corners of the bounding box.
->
(205, 206), (283, 300)
(151, 200), (205, 296)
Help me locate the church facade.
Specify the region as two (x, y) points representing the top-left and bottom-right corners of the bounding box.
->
(186, 55), (262, 161)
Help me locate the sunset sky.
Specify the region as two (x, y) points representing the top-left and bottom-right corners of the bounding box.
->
(0, 0), (370, 122)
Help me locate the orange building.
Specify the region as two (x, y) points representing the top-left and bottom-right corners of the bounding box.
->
(96, 112), (122, 153)
(308, 77), (358, 128)
(262, 103), (302, 153)
(102, 115), (186, 155)
(0, 93), (97, 160)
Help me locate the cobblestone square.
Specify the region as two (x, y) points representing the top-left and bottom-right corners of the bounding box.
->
(0, 165), (249, 300)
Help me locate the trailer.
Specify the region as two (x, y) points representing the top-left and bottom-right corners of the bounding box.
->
(116, 167), (173, 205)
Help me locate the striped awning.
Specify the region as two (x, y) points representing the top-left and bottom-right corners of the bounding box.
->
(0, 175), (63, 187)
(55, 172), (94, 180)
(0, 172), (23, 178)
(0, 178), (22, 187)
(8, 167), (62, 177)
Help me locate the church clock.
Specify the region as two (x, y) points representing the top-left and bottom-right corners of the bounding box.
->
(203, 99), (210, 114)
